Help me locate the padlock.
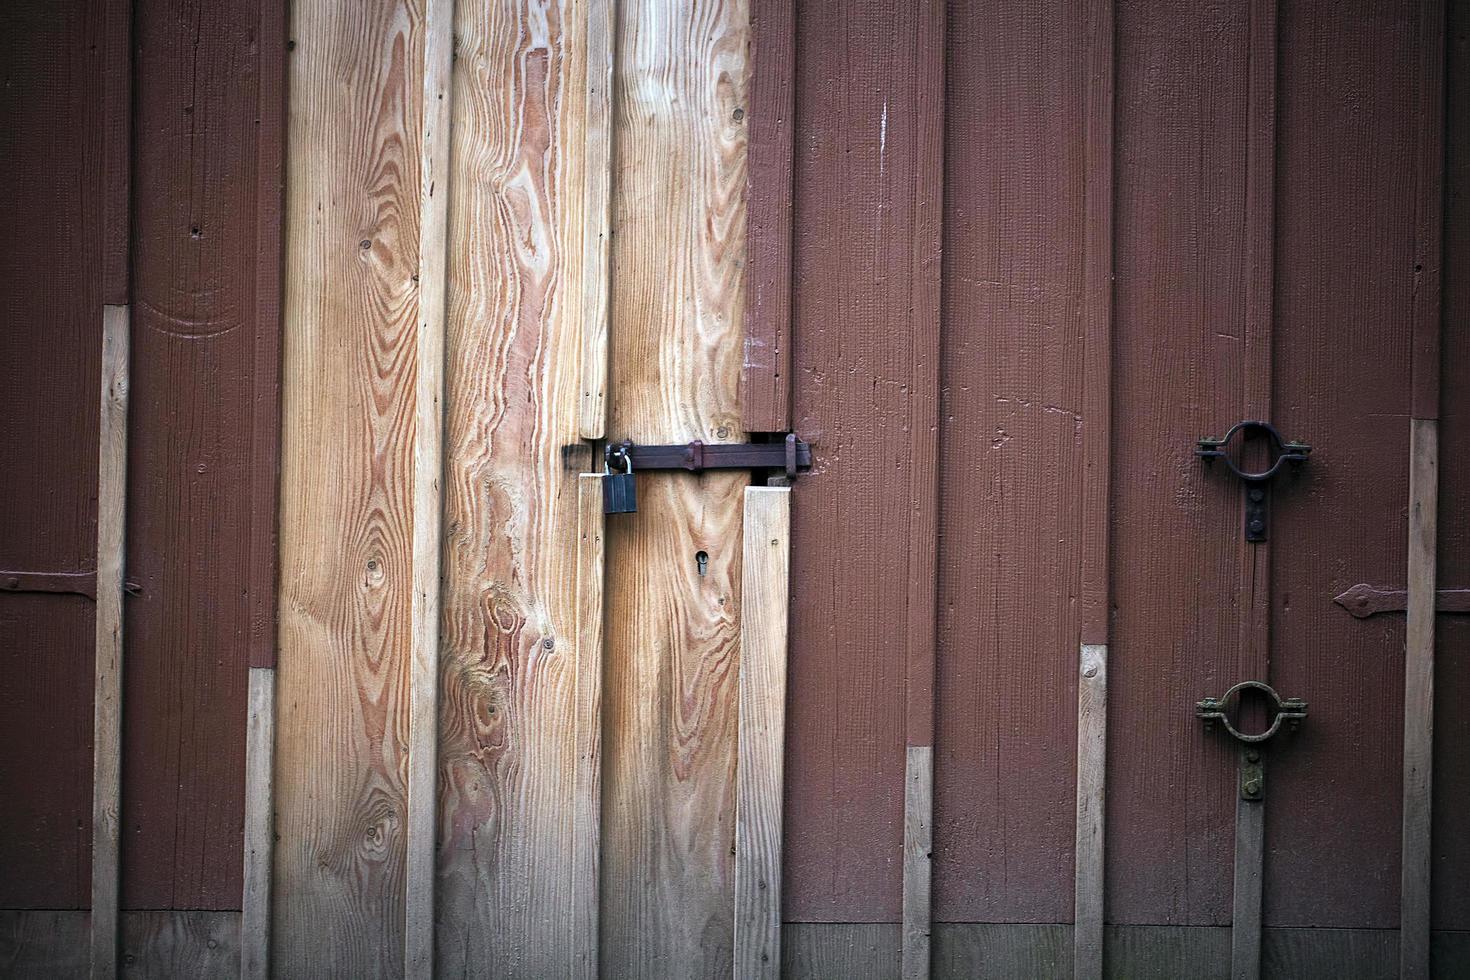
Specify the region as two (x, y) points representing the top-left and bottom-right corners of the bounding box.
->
(603, 451), (637, 515)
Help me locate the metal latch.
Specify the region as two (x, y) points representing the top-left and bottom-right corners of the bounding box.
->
(1197, 680), (1307, 800)
(601, 434), (812, 515)
(1196, 420), (1310, 542)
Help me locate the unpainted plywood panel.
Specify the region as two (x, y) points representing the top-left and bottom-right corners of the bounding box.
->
(433, 0), (594, 974)
(274, 0), (427, 973)
(600, 0), (750, 972)
(0, 0), (105, 910)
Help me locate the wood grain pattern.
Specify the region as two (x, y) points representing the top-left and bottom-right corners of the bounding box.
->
(600, 0), (749, 971)
(1403, 418), (1439, 979)
(0, 0), (106, 909)
(1074, 644), (1108, 980)
(91, 303), (129, 980)
(1, 911), (242, 980)
(274, 0), (427, 972)
(241, 667), (275, 980)
(434, 0), (595, 974)
(578, 0), (616, 439)
(1231, 768), (1265, 980)
(573, 474), (606, 980)
(782, 924), (901, 980)
(404, 0), (453, 973)
(734, 487), (790, 979)
(741, 0), (794, 433)
(902, 746), (934, 980)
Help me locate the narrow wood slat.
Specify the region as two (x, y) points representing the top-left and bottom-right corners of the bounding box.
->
(1074, 0), (1115, 973)
(1402, 418), (1439, 979)
(101, 0), (130, 304)
(240, 667), (275, 980)
(901, 1), (945, 975)
(734, 486), (791, 977)
(572, 474), (605, 980)
(404, 0), (454, 975)
(1074, 643), (1108, 979)
(90, 303), (129, 980)
(1232, 766), (1266, 980)
(1411, 0), (1446, 421)
(741, 0), (796, 432)
(578, 0), (616, 439)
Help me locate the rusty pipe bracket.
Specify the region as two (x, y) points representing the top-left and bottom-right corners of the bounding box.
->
(1196, 420), (1311, 542)
(1197, 680), (1307, 801)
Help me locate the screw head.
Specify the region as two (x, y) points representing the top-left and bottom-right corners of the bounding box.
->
(1244, 779), (1262, 797)
(1246, 750), (1260, 763)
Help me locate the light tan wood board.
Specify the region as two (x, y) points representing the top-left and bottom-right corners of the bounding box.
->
(433, 0), (599, 975)
(274, 0), (429, 973)
(600, 0), (750, 972)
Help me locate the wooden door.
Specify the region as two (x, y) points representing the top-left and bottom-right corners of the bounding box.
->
(749, 0), (1468, 976)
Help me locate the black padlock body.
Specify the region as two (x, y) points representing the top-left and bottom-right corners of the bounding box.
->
(603, 471), (637, 514)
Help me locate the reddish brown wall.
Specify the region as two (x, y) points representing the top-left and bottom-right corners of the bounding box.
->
(0, 0), (282, 913)
(0, 0), (107, 909)
(769, 0), (1458, 936)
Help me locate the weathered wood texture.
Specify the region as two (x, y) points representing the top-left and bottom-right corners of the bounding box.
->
(600, 0), (750, 972)
(1434, 0), (1470, 933)
(434, 0), (597, 973)
(1267, 0), (1431, 929)
(1, 911), (242, 980)
(577, 0), (615, 439)
(573, 475), (606, 979)
(734, 487), (791, 979)
(123, 0), (282, 909)
(0, 0), (106, 911)
(241, 669), (274, 980)
(274, 0), (428, 972)
(92, 304), (129, 980)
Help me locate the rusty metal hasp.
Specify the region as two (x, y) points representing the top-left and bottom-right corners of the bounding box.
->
(1196, 420), (1310, 542)
(1197, 680), (1308, 801)
(601, 434), (812, 515)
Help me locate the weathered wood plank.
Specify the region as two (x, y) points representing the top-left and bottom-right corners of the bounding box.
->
(1403, 418), (1439, 979)
(2, 911), (243, 980)
(1232, 764), (1265, 980)
(91, 303), (129, 980)
(903, 746), (934, 980)
(274, 0), (428, 972)
(241, 667), (276, 980)
(734, 486), (791, 978)
(404, 0), (453, 973)
(783, 923), (901, 980)
(572, 474), (606, 980)
(741, 0), (795, 433)
(600, 0), (750, 971)
(1074, 643), (1108, 979)
(434, 0), (595, 974)
(578, 0), (616, 439)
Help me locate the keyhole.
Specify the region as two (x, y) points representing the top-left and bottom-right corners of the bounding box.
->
(695, 551), (709, 577)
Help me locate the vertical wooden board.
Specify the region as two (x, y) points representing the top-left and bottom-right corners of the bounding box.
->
(572, 475), (606, 979)
(741, 0), (795, 432)
(782, 924), (902, 980)
(933, 923), (1070, 978)
(600, 0), (749, 972)
(1432, 0), (1470, 932)
(1107, 0), (1252, 926)
(119, 911), (241, 979)
(123, 0), (270, 908)
(734, 486), (790, 978)
(783, 0), (924, 923)
(241, 668), (275, 980)
(0, 0), (105, 910)
(434, 1), (593, 974)
(934, 0), (1090, 925)
(577, 0), (615, 440)
(0, 911), (90, 979)
(1266, 0), (1423, 928)
(274, 0), (426, 974)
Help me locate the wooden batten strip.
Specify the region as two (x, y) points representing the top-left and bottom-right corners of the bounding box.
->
(734, 487), (792, 978)
(240, 667), (275, 980)
(741, 0), (797, 433)
(1073, 0), (1115, 975)
(572, 474), (606, 980)
(1232, 768), (1267, 980)
(101, 0), (130, 305)
(1402, 418), (1439, 979)
(404, 0), (455, 975)
(578, 0), (616, 439)
(1410, 0), (1446, 422)
(90, 304), (130, 980)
